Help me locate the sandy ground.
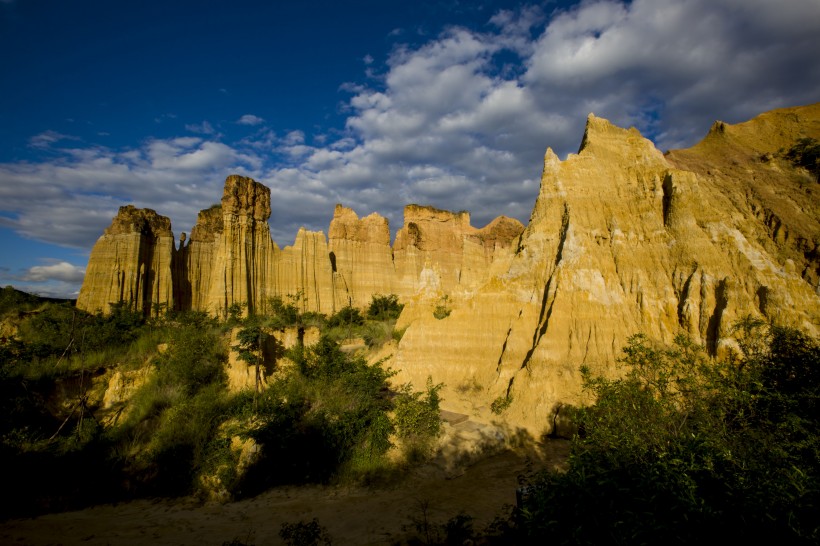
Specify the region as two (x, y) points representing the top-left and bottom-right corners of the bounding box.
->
(1, 421), (569, 546)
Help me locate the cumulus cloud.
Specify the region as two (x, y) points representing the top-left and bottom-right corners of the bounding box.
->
(237, 114), (265, 126)
(1, 0), (819, 256)
(22, 261), (86, 283)
(0, 135), (264, 248)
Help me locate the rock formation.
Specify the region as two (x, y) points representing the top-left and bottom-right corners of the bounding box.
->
(78, 177), (522, 317)
(77, 205), (175, 315)
(77, 103), (820, 434)
(392, 105), (820, 433)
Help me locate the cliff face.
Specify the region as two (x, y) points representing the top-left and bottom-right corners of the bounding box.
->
(77, 177), (521, 317)
(77, 104), (819, 434)
(77, 205), (175, 315)
(392, 105), (820, 433)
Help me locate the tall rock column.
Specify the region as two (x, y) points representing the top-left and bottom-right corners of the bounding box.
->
(77, 205), (175, 315)
(203, 175), (276, 317)
(328, 205), (396, 309)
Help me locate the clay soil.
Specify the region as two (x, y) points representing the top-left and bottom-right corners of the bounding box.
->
(0, 440), (570, 546)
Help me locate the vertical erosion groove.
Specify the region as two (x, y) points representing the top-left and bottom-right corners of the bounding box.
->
(519, 204), (570, 372)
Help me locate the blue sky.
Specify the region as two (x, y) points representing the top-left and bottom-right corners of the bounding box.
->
(1, 0), (819, 298)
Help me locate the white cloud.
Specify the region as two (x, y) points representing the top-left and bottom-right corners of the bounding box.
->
(23, 261), (86, 283)
(237, 114), (265, 126)
(1, 0), (819, 260)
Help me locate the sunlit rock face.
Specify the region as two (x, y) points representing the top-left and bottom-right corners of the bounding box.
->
(77, 104), (820, 435)
(393, 105), (820, 434)
(77, 179), (522, 318)
(77, 205), (175, 315)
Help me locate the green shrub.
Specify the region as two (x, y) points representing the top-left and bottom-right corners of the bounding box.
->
(367, 293), (404, 321)
(326, 305), (364, 329)
(513, 326), (820, 544)
(232, 337), (398, 491)
(279, 518), (332, 546)
(394, 378), (442, 446)
(490, 393), (512, 415)
(433, 295), (451, 320)
(267, 294), (301, 327)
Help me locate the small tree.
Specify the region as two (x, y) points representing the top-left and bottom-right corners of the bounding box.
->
(233, 321), (267, 407)
(366, 294), (404, 321)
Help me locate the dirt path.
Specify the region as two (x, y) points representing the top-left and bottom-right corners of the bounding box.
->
(1, 422), (569, 545)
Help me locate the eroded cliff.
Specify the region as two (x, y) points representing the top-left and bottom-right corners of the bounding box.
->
(77, 205), (175, 315)
(392, 105), (820, 433)
(77, 104), (820, 435)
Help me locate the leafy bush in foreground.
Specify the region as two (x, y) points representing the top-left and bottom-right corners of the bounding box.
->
(514, 324), (820, 544)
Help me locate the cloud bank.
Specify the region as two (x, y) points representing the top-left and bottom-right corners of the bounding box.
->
(2, 0), (818, 262)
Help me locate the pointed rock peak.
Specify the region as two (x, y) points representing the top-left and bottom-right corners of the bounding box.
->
(578, 113), (624, 153)
(574, 113), (664, 166)
(221, 174), (271, 221)
(544, 147), (560, 167)
(709, 120), (727, 135)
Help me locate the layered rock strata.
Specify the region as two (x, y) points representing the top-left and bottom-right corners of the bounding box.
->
(77, 205), (175, 315)
(77, 104), (820, 436)
(392, 106), (820, 433)
(78, 177), (522, 317)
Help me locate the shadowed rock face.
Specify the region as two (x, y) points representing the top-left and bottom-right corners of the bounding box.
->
(77, 104), (820, 435)
(77, 206), (175, 315)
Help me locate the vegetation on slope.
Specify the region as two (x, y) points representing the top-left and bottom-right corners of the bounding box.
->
(510, 320), (820, 545)
(0, 290), (439, 518)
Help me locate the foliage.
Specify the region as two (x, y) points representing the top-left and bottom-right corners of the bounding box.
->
(783, 137), (820, 181)
(0, 285), (53, 317)
(153, 317), (226, 396)
(1, 289), (443, 515)
(326, 305), (364, 329)
(230, 336), (402, 491)
(367, 293), (404, 321)
(401, 502), (477, 546)
(267, 293), (302, 327)
(394, 377), (442, 452)
(513, 325), (820, 544)
(279, 518), (333, 546)
(433, 295), (451, 320)
(226, 302), (246, 324)
(490, 393), (513, 415)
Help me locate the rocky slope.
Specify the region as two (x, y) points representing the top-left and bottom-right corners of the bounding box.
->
(393, 105), (819, 433)
(77, 103), (820, 434)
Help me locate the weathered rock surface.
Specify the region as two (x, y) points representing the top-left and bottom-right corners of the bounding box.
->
(77, 205), (175, 315)
(77, 104), (820, 436)
(78, 177), (521, 317)
(393, 105), (820, 434)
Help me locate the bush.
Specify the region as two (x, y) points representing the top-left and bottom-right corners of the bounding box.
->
(783, 137), (820, 181)
(394, 378), (442, 449)
(279, 518), (332, 546)
(367, 294), (404, 321)
(232, 336), (398, 490)
(490, 393), (512, 415)
(326, 305), (364, 329)
(513, 326), (820, 544)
